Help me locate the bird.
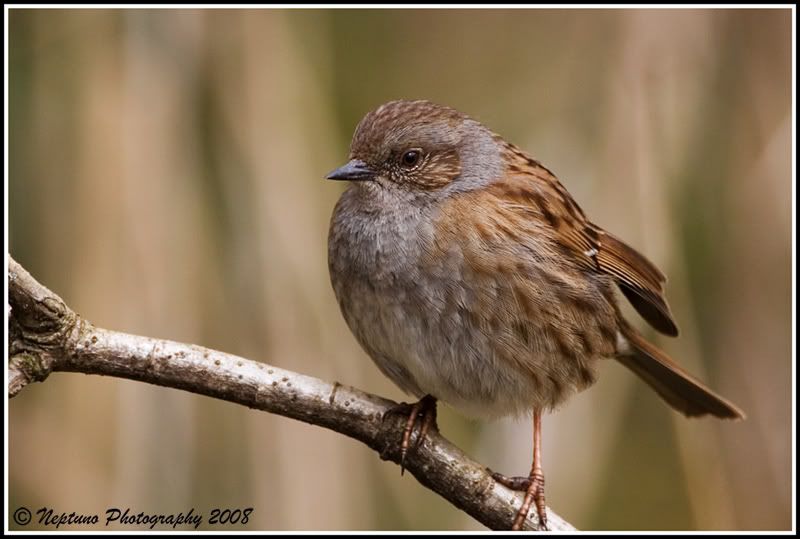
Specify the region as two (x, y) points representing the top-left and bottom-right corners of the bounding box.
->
(325, 99), (745, 530)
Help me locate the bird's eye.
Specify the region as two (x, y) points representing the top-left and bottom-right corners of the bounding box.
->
(401, 149), (422, 168)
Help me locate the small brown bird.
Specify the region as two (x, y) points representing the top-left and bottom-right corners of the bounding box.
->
(326, 100), (744, 530)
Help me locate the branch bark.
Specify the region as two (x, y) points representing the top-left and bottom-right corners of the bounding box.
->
(7, 254), (575, 531)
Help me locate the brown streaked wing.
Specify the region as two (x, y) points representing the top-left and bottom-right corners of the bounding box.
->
(587, 224), (678, 336)
(501, 160), (679, 337)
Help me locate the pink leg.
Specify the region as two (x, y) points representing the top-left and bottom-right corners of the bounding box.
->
(492, 410), (548, 531)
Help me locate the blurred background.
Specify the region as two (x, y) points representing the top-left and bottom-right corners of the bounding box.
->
(7, 8), (792, 531)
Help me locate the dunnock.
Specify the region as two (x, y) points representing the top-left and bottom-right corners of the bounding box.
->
(326, 100), (744, 530)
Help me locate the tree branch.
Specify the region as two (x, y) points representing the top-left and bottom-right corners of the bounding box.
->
(7, 254), (575, 531)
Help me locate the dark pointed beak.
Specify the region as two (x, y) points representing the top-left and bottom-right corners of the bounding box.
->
(326, 159), (376, 181)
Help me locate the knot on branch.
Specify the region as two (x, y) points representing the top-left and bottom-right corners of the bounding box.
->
(10, 295), (77, 348)
(8, 257), (86, 396)
(8, 259), (80, 351)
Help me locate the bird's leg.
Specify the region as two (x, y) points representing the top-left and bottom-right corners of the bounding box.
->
(491, 410), (548, 531)
(384, 394), (438, 475)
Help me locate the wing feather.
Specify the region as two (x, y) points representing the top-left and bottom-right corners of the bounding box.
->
(499, 151), (679, 336)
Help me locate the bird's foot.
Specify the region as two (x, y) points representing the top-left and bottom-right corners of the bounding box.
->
(384, 395), (438, 475)
(491, 469), (547, 531)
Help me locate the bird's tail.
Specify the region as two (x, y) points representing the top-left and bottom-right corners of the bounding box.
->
(616, 321), (745, 419)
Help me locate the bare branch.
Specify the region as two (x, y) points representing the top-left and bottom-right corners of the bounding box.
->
(7, 255), (575, 531)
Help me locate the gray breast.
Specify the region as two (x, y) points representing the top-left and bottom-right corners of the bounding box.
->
(328, 186), (565, 418)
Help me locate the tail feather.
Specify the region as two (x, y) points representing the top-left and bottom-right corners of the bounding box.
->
(617, 322), (745, 420)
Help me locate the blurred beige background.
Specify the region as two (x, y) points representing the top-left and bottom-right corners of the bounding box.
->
(7, 8), (792, 531)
